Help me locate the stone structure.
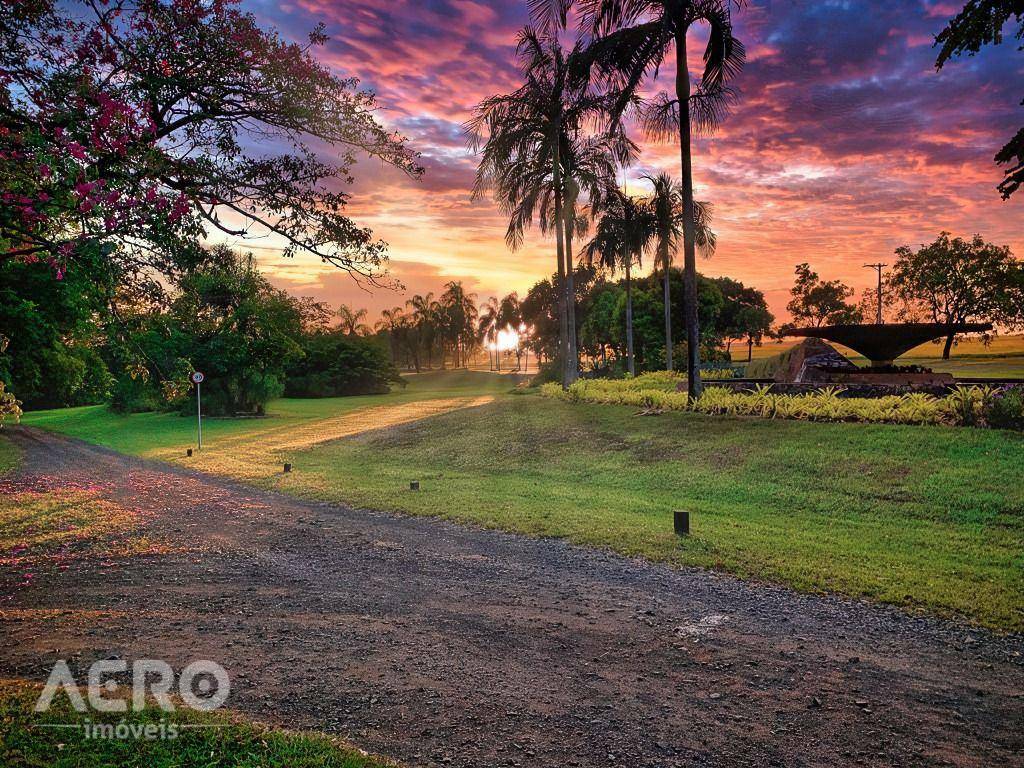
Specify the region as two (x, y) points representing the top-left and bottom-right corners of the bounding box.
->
(787, 322), (992, 368)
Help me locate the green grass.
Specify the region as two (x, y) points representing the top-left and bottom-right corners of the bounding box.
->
(21, 370), (520, 456)
(18, 371), (1024, 631)
(0, 680), (393, 767)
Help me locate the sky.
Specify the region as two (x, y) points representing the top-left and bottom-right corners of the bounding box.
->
(231, 0), (1022, 322)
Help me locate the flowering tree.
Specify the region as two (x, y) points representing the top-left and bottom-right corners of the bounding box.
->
(0, 0), (421, 281)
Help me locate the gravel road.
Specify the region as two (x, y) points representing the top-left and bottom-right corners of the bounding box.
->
(2, 426), (1022, 767)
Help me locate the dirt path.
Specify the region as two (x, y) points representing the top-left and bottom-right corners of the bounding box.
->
(2, 426), (1022, 767)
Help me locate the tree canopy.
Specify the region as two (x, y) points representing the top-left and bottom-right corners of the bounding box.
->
(935, 0), (1024, 198)
(1, 0), (421, 280)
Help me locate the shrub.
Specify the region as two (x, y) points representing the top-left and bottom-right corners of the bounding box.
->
(986, 386), (1024, 431)
(0, 381), (22, 425)
(541, 379), (1008, 429)
(285, 332), (402, 398)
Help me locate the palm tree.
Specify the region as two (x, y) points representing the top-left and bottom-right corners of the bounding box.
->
(406, 293), (435, 373)
(640, 172), (716, 370)
(582, 190), (654, 376)
(499, 292), (524, 370)
(479, 296), (501, 370)
(468, 28), (628, 387)
(375, 307), (406, 365)
(580, 0), (744, 396)
(439, 281), (478, 368)
(337, 304), (371, 336)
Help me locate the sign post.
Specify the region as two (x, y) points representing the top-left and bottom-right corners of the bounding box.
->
(191, 371), (205, 449)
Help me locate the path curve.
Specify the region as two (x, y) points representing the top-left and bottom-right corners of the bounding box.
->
(1, 426), (1022, 767)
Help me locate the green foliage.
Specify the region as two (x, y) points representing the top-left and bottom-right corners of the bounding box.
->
(286, 332), (402, 397)
(0, 249), (115, 409)
(888, 233), (1023, 356)
(934, 1), (1024, 198)
(985, 386), (1024, 430)
(785, 262), (862, 328)
(543, 379), (1007, 428)
(0, 380), (22, 426)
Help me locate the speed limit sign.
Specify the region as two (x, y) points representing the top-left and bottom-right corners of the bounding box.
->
(191, 371), (205, 384)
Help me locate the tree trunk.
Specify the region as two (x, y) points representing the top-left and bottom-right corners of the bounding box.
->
(675, 28), (702, 398)
(552, 123), (570, 389)
(943, 332), (955, 359)
(747, 337), (754, 362)
(564, 221), (579, 384)
(662, 241), (673, 371)
(625, 253), (635, 377)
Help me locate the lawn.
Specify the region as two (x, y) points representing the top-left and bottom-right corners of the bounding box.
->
(746, 333), (1024, 378)
(0, 680), (394, 767)
(12, 370), (1024, 631)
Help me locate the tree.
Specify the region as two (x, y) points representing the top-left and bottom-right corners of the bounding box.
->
(579, 280), (623, 367)
(579, 0), (744, 396)
(478, 296), (501, 370)
(0, 243), (116, 408)
(935, 1), (1024, 198)
(521, 277), (561, 363)
(375, 307), (407, 366)
(405, 293), (438, 372)
(1, 0), (421, 280)
(714, 277), (774, 362)
(468, 28), (627, 387)
(786, 263), (863, 328)
(640, 172), (715, 370)
(285, 332), (401, 397)
(168, 247), (305, 415)
(438, 281), (478, 368)
(888, 232), (1024, 358)
(0, 335), (22, 425)
(337, 305), (371, 336)
(583, 191), (654, 375)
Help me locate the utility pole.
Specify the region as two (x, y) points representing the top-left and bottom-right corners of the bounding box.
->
(863, 263), (887, 324)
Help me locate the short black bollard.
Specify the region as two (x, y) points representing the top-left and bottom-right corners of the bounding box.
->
(410, 480), (420, 491)
(674, 510), (690, 537)
(283, 462), (292, 473)
(186, 448), (193, 457)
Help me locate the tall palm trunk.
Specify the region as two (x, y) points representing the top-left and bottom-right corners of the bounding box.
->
(564, 219), (579, 383)
(662, 240), (673, 370)
(675, 28), (702, 398)
(625, 249), (635, 376)
(551, 122), (571, 389)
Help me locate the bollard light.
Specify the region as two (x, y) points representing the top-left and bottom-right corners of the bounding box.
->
(410, 480), (420, 491)
(674, 510), (690, 537)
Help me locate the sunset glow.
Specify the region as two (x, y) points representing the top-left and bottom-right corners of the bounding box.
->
(229, 0), (1023, 321)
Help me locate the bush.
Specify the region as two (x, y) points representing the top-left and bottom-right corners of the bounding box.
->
(541, 379), (1003, 428)
(986, 386), (1024, 430)
(109, 375), (162, 414)
(0, 381), (22, 425)
(285, 332), (402, 397)
(529, 360), (563, 387)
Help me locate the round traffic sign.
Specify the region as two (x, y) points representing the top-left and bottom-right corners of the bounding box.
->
(191, 371), (205, 384)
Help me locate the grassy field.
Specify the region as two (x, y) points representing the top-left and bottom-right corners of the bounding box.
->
(745, 333), (1024, 378)
(11, 370), (1024, 631)
(0, 680), (393, 767)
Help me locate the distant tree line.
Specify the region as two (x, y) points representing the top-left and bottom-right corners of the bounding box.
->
(516, 265), (773, 375)
(0, 245), (401, 415)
